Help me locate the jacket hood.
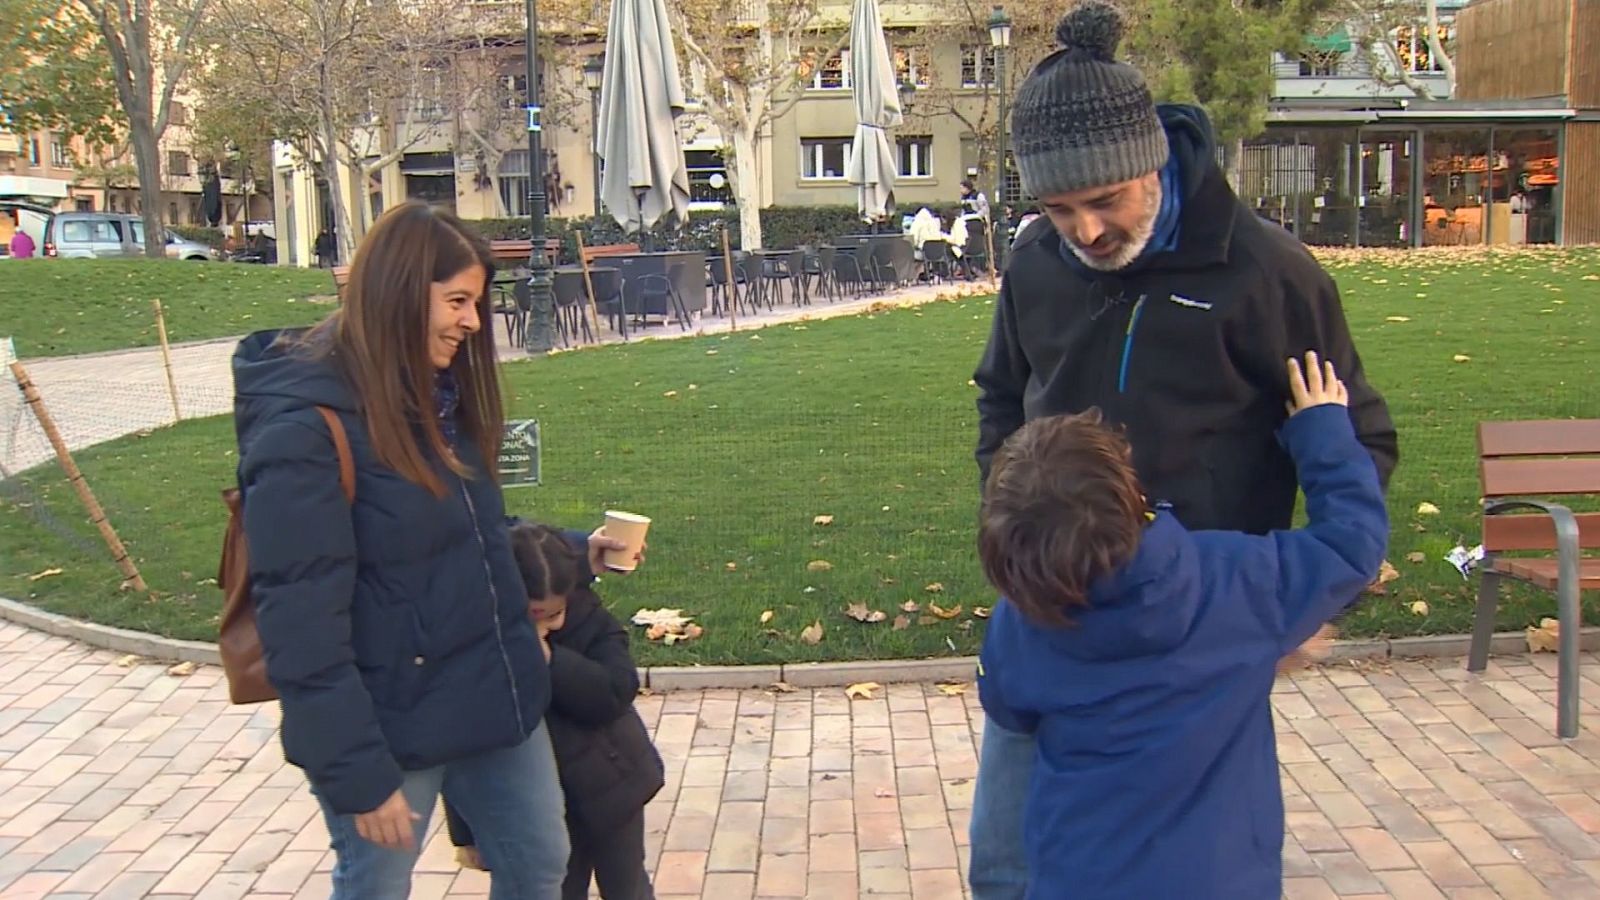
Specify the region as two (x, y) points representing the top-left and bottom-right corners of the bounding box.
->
(233, 327), (358, 443)
(1045, 512), (1202, 661)
(551, 588), (604, 645)
(1158, 103), (1217, 204)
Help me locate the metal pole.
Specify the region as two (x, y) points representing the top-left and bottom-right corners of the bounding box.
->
(993, 45), (1010, 271)
(591, 89), (602, 218)
(523, 0), (556, 353)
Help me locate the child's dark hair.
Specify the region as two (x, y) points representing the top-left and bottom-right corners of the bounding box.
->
(978, 410), (1147, 626)
(508, 522), (585, 600)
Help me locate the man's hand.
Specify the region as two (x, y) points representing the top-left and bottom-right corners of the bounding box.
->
(1286, 350), (1349, 417)
(354, 789), (421, 851)
(1277, 624), (1336, 675)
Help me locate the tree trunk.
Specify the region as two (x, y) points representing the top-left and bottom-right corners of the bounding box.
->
(128, 112), (165, 257)
(1424, 0), (1456, 95)
(317, 112), (355, 265)
(727, 125), (762, 250)
(1223, 137), (1244, 192)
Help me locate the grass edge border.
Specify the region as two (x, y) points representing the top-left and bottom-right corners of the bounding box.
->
(3, 593), (1591, 691)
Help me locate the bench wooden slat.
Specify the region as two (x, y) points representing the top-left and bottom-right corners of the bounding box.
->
(1484, 512), (1600, 552)
(1479, 420), (1600, 457)
(1490, 557), (1600, 591)
(1480, 458), (1600, 498)
(581, 243), (641, 264)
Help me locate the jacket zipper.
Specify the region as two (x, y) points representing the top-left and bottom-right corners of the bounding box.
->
(1116, 295), (1147, 394)
(459, 482), (528, 736)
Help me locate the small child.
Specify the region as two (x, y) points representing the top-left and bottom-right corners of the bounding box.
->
(975, 352), (1388, 899)
(447, 522), (663, 900)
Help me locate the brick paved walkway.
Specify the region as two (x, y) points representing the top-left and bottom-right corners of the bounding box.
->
(3, 621), (1600, 898)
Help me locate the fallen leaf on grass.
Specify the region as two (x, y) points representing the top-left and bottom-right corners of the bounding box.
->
(845, 681), (881, 700)
(166, 661), (196, 677)
(937, 683), (969, 696)
(760, 610), (774, 624)
(799, 620), (825, 645)
(114, 654), (140, 668)
(973, 607), (991, 618)
(900, 600), (920, 613)
(813, 515), (835, 526)
(725, 562), (738, 571)
(28, 567), (63, 581)
(807, 560), (834, 573)
(1385, 316), (1412, 323)
(1417, 502), (1441, 516)
(633, 608), (693, 629)
(1410, 601), (1430, 616)
(1527, 617), (1560, 652)
(892, 615), (910, 631)
(1452, 354), (1471, 363)
(924, 582), (945, 593)
(1406, 552), (1427, 564)
(844, 602), (888, 624)
(662, 390), (679, 398)
(929, 603), (963, 620)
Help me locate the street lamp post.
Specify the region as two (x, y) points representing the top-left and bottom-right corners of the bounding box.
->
(584, 54), (605, 219)
(522, 0), (555, 353)
(988, 5), (1013, 270)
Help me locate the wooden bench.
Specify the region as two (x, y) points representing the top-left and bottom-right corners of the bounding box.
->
(1469, 419), (1600, 737)
(331, 265), (351, 297)
(580, 242), (640, 265)
(488, 239), (561, 266)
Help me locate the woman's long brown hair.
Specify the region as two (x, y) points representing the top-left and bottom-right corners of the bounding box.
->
(299, 202), (504, 497)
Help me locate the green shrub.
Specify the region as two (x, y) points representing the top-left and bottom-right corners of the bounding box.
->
(169, 224), (227, 249)
(463, 205), (881, 260)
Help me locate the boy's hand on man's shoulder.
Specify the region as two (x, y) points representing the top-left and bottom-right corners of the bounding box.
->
(1286, 350), (1349, 417)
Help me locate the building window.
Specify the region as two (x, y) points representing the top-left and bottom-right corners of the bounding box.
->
(27, 137), (40, 166)
(961, 46), (998, 88)
(1298, 50), (1342, 77)
(805, 50), (850, 91)
(800, 138), (850, 180)
(898, 136), (933, 178)
(1395, 22), (1452, 74)
(50, 136), (68, 167)
(413, 63), (447, 119)
(167, 151), (191, 176)
(498, 150), (530, 216)
(686, 149), (731, 204)
(892, 45), (931, 88)
(502, 72), (528, 112)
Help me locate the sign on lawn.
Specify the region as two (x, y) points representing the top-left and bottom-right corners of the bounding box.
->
(500, 419), (541, 488)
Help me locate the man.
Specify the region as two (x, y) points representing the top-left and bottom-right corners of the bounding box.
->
(967, 3), (1399, 897)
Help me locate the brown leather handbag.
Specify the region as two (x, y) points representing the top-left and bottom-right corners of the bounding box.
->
(218, 406), (355, 704)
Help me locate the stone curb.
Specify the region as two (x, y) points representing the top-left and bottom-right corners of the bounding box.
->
(5, 594), (1597, 691)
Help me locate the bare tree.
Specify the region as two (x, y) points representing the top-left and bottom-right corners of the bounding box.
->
(201, 0), (467, 262)
(73, 0), (211, 257)
(667, 0), (848, 249)
(1338, 0), (1455, 99)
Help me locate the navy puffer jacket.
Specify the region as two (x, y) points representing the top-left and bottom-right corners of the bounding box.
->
(232, 328), (549, 815)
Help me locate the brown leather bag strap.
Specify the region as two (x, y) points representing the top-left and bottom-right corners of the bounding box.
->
(315, 406), (357, 504)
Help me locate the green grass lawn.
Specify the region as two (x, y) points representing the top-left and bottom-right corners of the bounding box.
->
(0, 258), (336, 358)
(2, 246), (1596, 666)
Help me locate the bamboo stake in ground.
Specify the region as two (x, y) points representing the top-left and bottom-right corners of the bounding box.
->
(720, 224), (738, 332)
(572, 232), (603, 339)
(152, 299), (181, 421)
(8, 362), (148, 592)
(985, 219), (998, 286)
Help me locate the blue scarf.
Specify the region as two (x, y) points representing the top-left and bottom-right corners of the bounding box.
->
(1058, 153), (1183, 274)
(434, 369), (461, 446)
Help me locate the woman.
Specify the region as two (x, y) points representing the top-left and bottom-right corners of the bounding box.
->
(233, 201), (615, 897)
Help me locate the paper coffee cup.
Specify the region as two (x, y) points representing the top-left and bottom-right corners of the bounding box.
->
(602, 510), (651, 572)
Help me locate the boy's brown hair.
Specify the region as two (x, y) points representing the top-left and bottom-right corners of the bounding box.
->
(978, 410), (1147, 626)
(508, 522), (585, 600)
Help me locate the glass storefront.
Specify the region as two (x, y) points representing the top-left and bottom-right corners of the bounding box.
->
(1358, 132), (1415, 247)
(1246, 120), (1565, 247)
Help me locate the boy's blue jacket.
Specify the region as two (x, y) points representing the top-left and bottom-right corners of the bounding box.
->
(977, 405), (1388, 899)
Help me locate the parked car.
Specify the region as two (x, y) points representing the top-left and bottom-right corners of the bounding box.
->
(43, 212), (215, 260)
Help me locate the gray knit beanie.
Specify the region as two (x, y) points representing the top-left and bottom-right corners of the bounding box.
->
(1011, 1), (1169, 198)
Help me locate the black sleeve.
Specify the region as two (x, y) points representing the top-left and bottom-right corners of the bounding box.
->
(1285, 265), (1400, 490)
(547, 609), (640, 727)
(973, 275), (1030, 488)
(240, 416), (402, 815)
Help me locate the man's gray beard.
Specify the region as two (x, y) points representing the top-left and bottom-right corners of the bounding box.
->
(1065, 182), (1163, 273)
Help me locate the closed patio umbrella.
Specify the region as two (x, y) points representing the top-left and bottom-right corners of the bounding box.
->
(844, 0), (903, 223)
(597, 0), (691, 235)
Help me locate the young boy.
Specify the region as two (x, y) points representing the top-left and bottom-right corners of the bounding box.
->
(448, 522), (662, 899)
(976, 352), (1388, 899)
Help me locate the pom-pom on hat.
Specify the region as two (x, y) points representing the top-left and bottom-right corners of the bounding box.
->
(1011, 0), (1169, 198)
